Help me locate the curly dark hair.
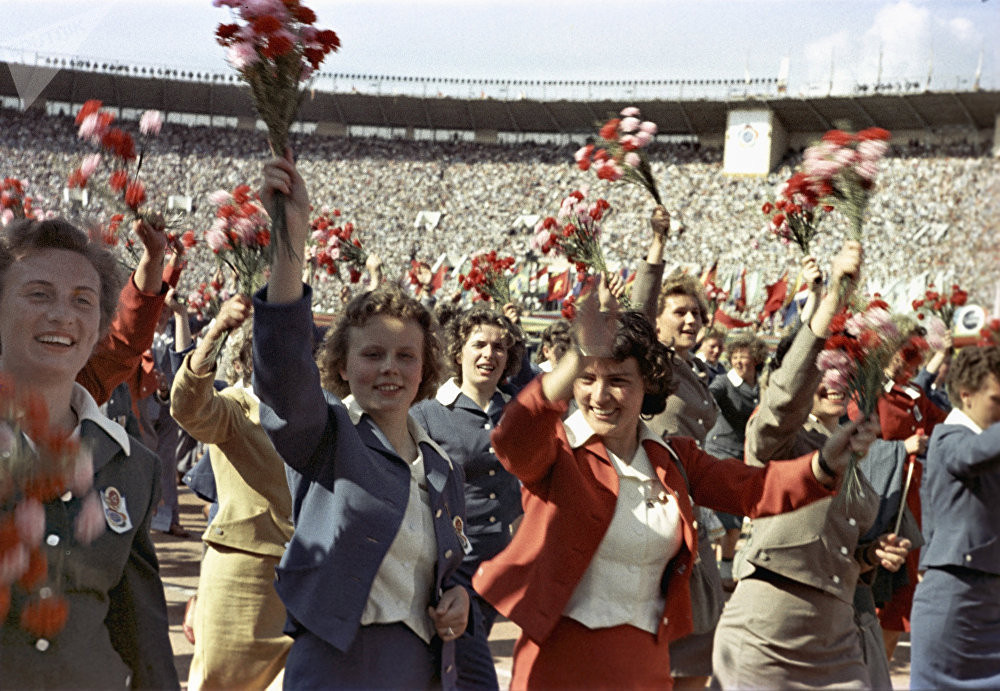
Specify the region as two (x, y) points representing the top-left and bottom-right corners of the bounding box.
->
(947, 345), (1000, 407)
(577, 311), (677, 416)
(444, 305), (525, 385)
(0, 218), (124, 338)
(317, 286), (442, 402)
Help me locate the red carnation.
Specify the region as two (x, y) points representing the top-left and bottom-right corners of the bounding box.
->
(215, 23), (240, 45)
(761, 202), (774, 215)
(292, 5), (317, 24)
(857, 127), (890, 142)
(75, 99), (103, 125)
(181, 230), (197, 249)
(20, 595), (69, 639)
(251, 15), (282, 34)
(821, 129), (854, 147)
(108, 170), (128, 192)
(264, 34), (294, 59)
(599, 119), (620, 141)
(124, 181), (146, 210)
(100, 129), (136, 161)
(317, 29), (340, 51)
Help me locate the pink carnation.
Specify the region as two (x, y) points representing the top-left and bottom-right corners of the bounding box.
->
(139, 110), (163, 136)
(15, 498), (46, 546)
(75, 492), (107, 544)
(639, 120), (658, 135)
(821, 367), (851, 393)
(80, 153), (102, 178)
(227, 41), (260, 70)
(77, 113), (109, 142)
(205, 228), (229, 252)
(208, 189), (231, 205)
(620, 106), (641, 117)
(619, 116), (640, 133)
(635, 131), (653, 147)
(624, 152), (641, 168)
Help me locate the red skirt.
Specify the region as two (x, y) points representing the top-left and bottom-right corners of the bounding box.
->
(511, 617), (673, 690)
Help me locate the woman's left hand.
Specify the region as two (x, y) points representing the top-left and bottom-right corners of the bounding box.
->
(873, 533), (911, 572)
(428, 585), (470, 641)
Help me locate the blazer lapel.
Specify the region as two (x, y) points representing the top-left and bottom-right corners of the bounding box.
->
(582, 438), (618, 494)
(81, 419), (123, 473)
(421, 443), (451, 496)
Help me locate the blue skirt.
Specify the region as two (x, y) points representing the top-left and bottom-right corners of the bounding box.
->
(911, 566), (1000, 689)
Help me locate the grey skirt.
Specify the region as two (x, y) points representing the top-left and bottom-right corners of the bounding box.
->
(712, 573), (869, 690)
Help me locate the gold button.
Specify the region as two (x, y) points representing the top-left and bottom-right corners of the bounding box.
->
(489, 516), (496, 523)
(488, 469), (496, 476)
(444, 549), (453, 558)
(489, 493), (496, 499)
(435, 509), (442, 518)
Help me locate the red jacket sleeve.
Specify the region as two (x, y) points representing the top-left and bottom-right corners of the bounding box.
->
(76, 273), (167, 406)
(670, 436), (831, 518)
(491, 376), (570, 490)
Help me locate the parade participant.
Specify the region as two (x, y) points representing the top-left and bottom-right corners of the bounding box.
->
(911, 345), (1000, 688)
(0, 218), (178, 688)
(632, 206), (720, 686)
(252, 151), (475, 689)
(703, 331), (767, 589)
(170, 294), (293, 690)
(473, 278), (879, 690)
(714, 242), (913, 688)
(695, 328), (727, 384)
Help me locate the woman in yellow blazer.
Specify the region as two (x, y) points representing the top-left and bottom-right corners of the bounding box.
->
(170, 295), (293, 690)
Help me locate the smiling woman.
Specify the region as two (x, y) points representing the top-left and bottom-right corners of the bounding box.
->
(0, 218), (178, 688)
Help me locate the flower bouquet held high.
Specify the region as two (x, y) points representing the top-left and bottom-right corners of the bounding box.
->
(205, 185), (272, 296)
(761, 173), (831, 255)
(309, 209), (368, 283)
(801, 128), (891, 240)
(0, 178), (45, 226)
(911, 283), (968, 330)
(213, 0), (340, 255)
(532, 191), (630, 308)
(978, 318), (1000, 347)
(0, 374), (105, 640)
(575, 107), (662, 204)
(458, 251), (517, 304)
(815, 298), (914, 501)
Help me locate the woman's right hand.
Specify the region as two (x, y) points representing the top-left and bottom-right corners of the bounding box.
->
(574, 275), (618, 359)
(210, 295), (252, 338)
(815, 415), (880, 482)
(261, 149), (310, 252)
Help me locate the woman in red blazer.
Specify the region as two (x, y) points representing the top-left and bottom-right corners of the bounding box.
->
(473, 283), (879, 690)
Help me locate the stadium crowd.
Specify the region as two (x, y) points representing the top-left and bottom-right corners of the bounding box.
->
(1, 105), (997, 313)
(2, 101), (1000, 690)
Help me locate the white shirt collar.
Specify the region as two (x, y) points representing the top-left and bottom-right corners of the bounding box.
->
(726, 368), (744, 388)
(434, 377), (509, 407)
(944, 407), (983, 434)
(435, 378), (464, 406)
(343, 394), (451, 465)
(71, 383), (131, 456)
(232, 378), (259, 403)
(563, 408), (669, 452)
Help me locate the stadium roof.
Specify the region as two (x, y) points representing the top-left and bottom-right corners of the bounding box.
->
(3, 61), (998, 136)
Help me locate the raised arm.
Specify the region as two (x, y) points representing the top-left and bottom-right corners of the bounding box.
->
(630, 205), (668, 326)
(253, 151), (330, 474)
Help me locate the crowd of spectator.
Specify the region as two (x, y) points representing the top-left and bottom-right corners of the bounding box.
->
(2, 105), (997, 313)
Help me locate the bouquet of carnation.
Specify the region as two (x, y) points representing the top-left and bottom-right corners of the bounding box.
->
(185, 279), (228, 322)
(978, 318), (1000, 347)
(458, 251), (516, 304)
(704, 281), (729, 319)
(816, 298), (915, 499)
(575, 106), (661, 204)
(1, 374), (105, 639)
(0, 178), (45, 226)
(800, 127), (891, 239)
(205, 185), (272, 296)
(912, 283), (967, 329)
(69, 100), (164, 220)
(761, 173), (832, 254)
(560, 293), (578, 320)
(213, 0), (340, 251)
(309, 209), (368, 283)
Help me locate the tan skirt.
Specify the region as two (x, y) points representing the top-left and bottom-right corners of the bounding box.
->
(187, 545), (291, 691)
(712, 574), (869, 690)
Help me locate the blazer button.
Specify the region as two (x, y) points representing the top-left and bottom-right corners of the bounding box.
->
(832, 575), (841, 584)
(489, 493), (496, 500)
(662, 616), (669, 626)
(483, 423), (491, 430)
(36, 638), (50, 651)
(489, 447), (495, 454)
(840, 546), (849, 556)
(966, 554), (973, 562)
(489, 516), (497, 523)
(445, 549), (453, 559)
(435, 509), (442, 518)
(848, 518), (857, 526)
(489, 469), (496, 476)
(46, 534), (60, 547)
(445, 665), (454, 673)
(692, 520), (699, 530)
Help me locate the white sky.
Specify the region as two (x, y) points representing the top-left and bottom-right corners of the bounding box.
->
(2, 0), (997, 94)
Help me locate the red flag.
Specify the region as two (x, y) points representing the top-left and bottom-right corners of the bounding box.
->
(700, 260), (718, 287)
(734, 267), (747, 312)
(714, 308), (754, 329)
(430, 264), (449, 293)
(761, 272), (789, 318)
(546, 269), (571, 302)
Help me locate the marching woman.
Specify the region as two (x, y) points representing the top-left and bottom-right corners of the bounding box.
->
(253, 151), (479, 689)
(472, 278), (880, 690)
(0, 219), (177, 688)
(910, 345), (1000, 688)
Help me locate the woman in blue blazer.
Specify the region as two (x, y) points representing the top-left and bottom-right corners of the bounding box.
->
(254, 151), (474, 690)
(911, 345), (1000, 688)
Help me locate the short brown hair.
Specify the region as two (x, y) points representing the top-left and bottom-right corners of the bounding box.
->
(317, 286), (442, 402)
(537, 319), (572, 364)
(947, 346), (1000, 407)
(657, 272), (709, 324)
(1, 218), (123, 338)
(445, 305), (525, 384)
(726, 332), (769, 367)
